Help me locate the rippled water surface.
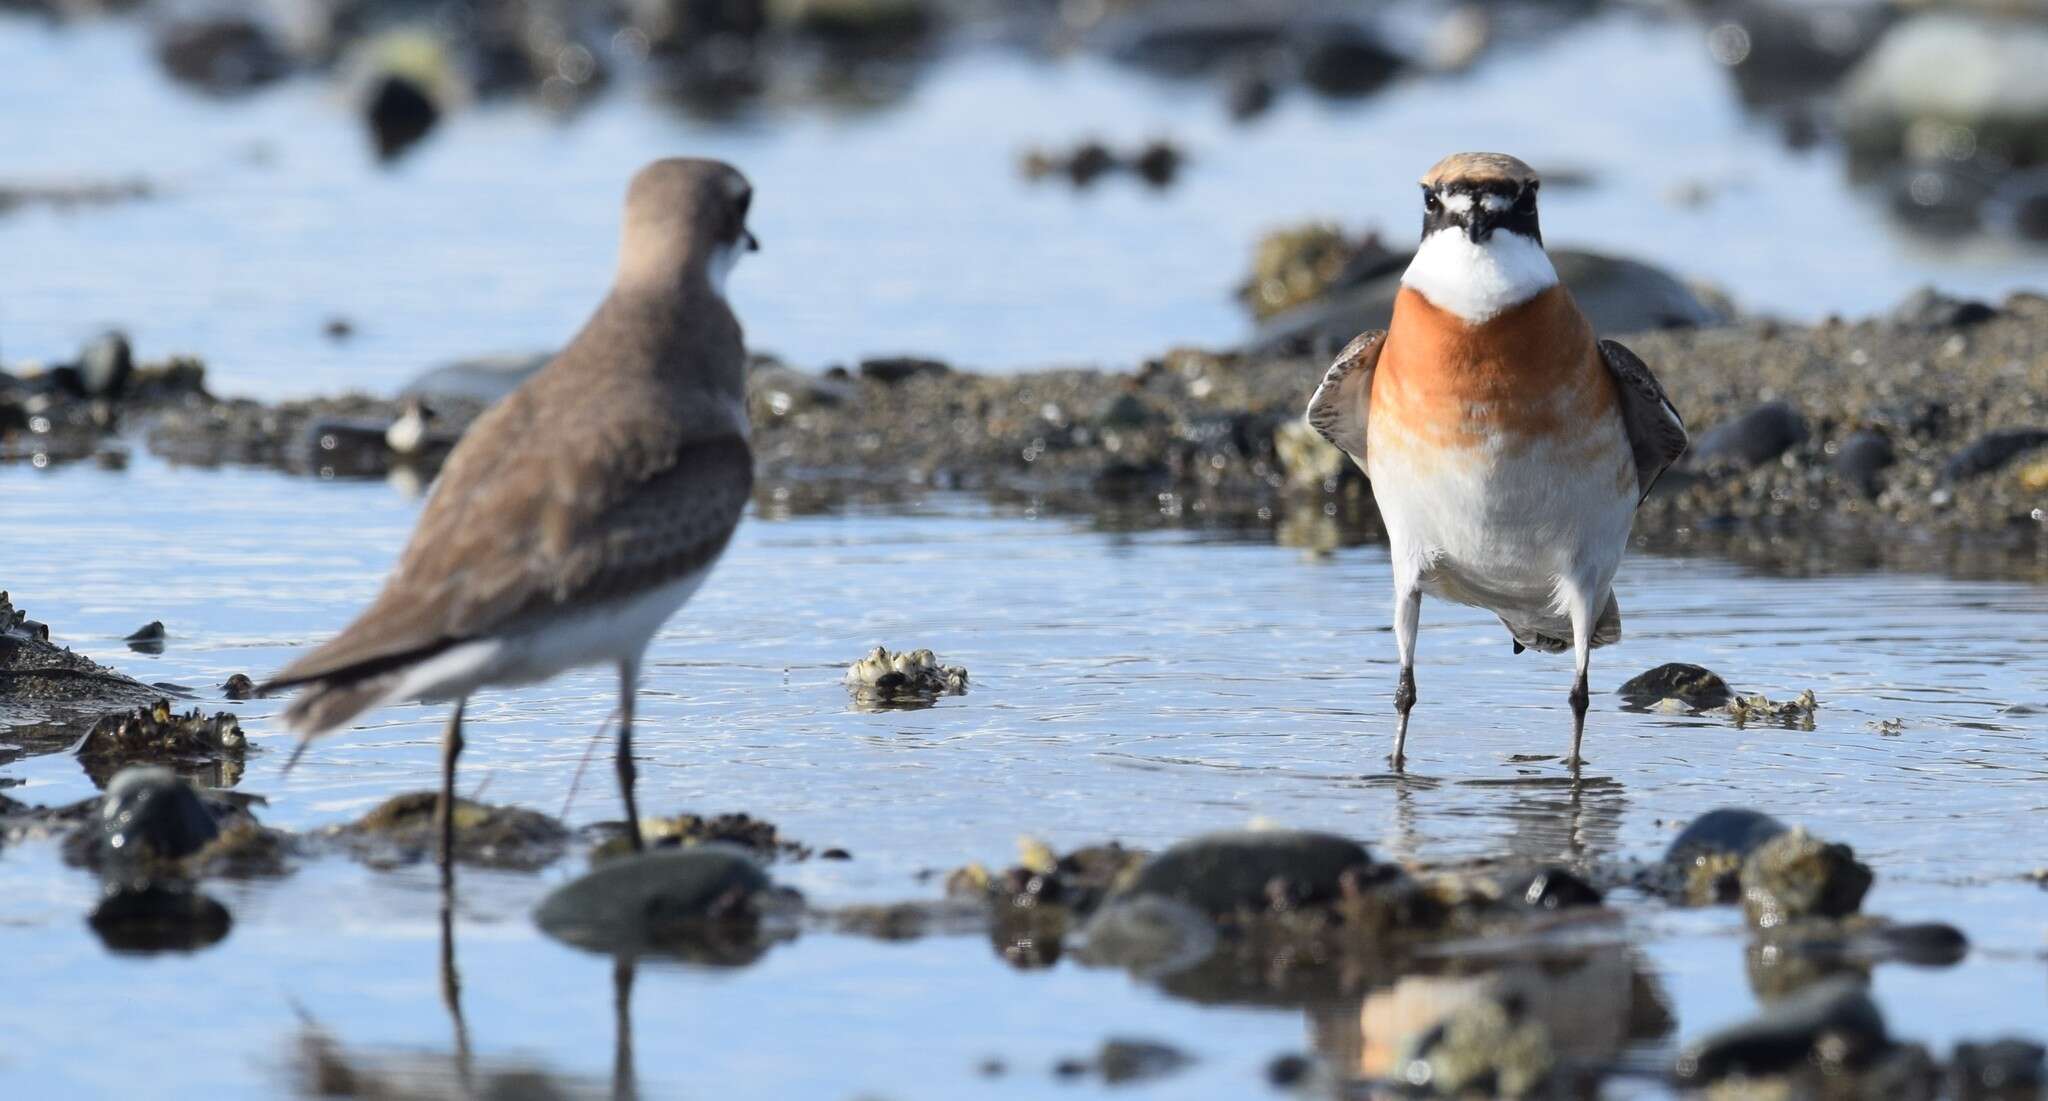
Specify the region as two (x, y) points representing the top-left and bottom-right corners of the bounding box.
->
(7, 7), (2048, 1095)
(3, 457), (2045, 1097)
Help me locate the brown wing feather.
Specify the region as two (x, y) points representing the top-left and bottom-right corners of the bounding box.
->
(264, 292), (750, 693)
(1597, 338), (1688, 503)
(1304, 329), (1385, 465)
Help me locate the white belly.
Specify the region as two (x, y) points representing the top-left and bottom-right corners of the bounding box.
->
(386, 569), (711, 705)
(1367, 417), (1636, 621)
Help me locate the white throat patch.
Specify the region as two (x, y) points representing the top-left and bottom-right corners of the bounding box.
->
(1400, 228), (1557, 324)
(707, 239), (744, 297)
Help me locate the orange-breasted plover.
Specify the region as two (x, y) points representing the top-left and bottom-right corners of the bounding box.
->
(263, 158), (760, 885)
(1307, 152), (1687, 771)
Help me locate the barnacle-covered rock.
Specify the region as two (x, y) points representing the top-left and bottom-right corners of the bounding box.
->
(1741, 827), (1874, 928)
(845, 646), (967, 708)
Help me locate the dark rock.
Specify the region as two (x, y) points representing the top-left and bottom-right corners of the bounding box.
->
(748, 361), (855, 421)
(1097, 389), (1153, 428)
(1224, 66), (1276, 121)
(333, 792), (567, 871)
(1091, 1038), (1193, 1085)
(533, 845), (778, 958)
(1868, 921), (1968, 966)
(1509, 867), (1602, 910)
(1296, 23), (1402, 98)
(1020, 141), (1124, 188)
(221, 673), (255, 700)
(1112, 830), (1371, 918)
(633, 0), (769, 51)
(1888, 164), (1995, 236)
(590, 810), (814, 862)
(1992, 169), (2048, 242)
(1665, 808), (1788, 867)
(1091, 459), (1171, 500)
(1131, 140), (1184, 188)
(78, 331), (133, 398)
(1618, 663), (1734, 710)
(89, 883), (232, 954)
(366, 74), (440, 162)
(125, 620), (166, 654)
(1941, 428), (2048, 482)
(1891, 286), (1997, 330)
(1676, 977), (1888, 1083)
(1689, 402), (1809, 471)
(1741, 827), (1873, 927)
(154, 17), (291, 94)
(772, 0), (935, 50)
(858, 356), (950, 384)
(1265, 1053), (1311, 1087)
(96, 765), (220, 869)
(1833, 428), (1896, 497)
(1950, 1039), (2045, 1100)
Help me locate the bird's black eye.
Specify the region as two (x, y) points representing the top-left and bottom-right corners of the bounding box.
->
(1515, 188), (1536, 213)
(1424, 191), (1441, 213)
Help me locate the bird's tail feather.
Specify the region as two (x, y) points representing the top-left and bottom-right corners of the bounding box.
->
(279, 676), (395, 736)
(1502, 594), (1622, 654)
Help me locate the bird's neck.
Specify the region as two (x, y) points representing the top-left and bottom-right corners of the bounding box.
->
(1400, 228), (1557, 326)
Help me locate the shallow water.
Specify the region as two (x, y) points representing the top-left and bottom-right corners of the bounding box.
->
(2, 12), (2044, 400)
(3, 456), (2045, 1097)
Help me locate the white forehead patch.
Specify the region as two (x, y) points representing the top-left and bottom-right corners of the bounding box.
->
(1437, 192), (1474, 214)
(1400, 227), (1557, 324)
(1481, 192), (1513, 212)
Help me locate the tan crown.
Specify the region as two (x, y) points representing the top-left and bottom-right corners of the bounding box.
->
(618, 157), (751, 289)
(1420, 152), (1539, 190)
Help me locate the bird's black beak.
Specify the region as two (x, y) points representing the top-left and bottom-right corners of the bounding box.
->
(742, 227), (761, 253)
(1464, 209), (1497, 244)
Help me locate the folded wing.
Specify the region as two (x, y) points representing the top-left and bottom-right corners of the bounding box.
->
(1597, 338), (1688, 503)
(1304, 330), (1386, 466)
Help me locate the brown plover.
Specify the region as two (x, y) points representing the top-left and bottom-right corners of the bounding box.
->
(262, 158), (760, 884)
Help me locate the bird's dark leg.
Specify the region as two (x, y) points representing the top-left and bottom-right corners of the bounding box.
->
(1568, 669), (1589, 777)
(1566, 589), (1594, 776)
(1392, 584), (1422, 771)
(612, 956), (639, 1101)
(437, 698), (467, 896)
(617, 661), (643, 852)
(439, 896), (473, 1091)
